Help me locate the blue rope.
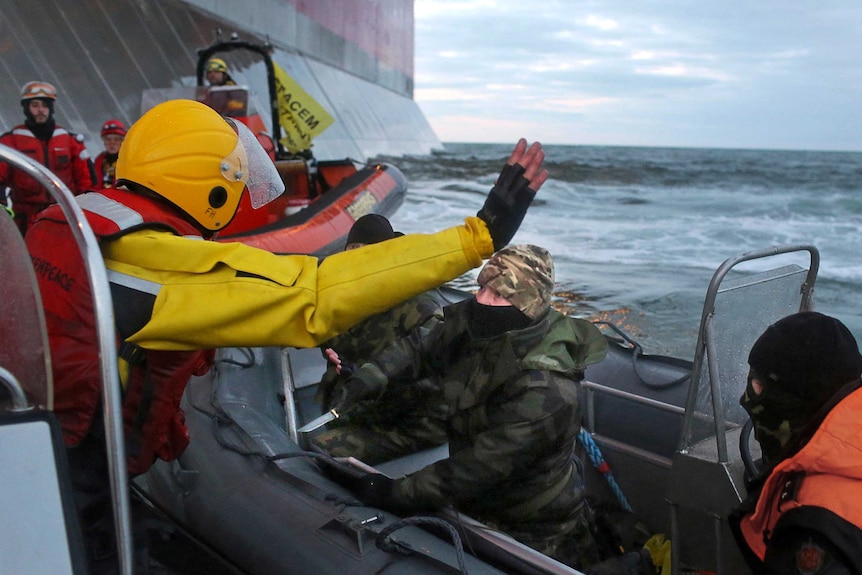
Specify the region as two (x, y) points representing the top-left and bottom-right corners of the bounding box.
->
(578, 429), (632, 512)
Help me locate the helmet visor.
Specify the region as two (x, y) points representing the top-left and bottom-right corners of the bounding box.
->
(221, 118), (285, 208)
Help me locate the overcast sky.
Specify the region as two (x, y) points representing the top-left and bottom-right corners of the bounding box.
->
(413, 1), (862, 151)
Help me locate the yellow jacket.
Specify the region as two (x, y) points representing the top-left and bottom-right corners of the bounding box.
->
(103, 217), (493, 351)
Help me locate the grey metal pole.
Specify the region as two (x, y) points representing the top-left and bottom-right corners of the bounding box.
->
(0, 144), (133, 574)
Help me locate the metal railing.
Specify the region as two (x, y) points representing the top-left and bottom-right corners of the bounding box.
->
(0, 144), (133, 574)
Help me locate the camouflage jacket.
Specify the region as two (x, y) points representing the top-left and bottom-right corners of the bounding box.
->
(354, 299), (608, 523)
(316, 289), (445, 425)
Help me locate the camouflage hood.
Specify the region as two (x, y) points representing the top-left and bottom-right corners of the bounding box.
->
(477, 244), (554, 320)
(454, 303), (607, 381)
(520, 310), (608, 374)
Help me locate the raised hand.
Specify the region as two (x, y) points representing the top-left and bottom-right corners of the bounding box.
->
(477, 138), (548, 251)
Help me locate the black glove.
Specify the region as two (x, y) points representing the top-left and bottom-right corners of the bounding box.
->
(332, 376), (368, 417)
(337, 358), (356, 377)
(358, 473), (395, 508)
(477, 161), (536, 251)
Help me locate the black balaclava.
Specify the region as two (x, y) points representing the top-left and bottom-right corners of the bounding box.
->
(345, 214), (396, 248)
(469, 244), (554, 339)
(23, 98), (55, 141)
(468, 297), (532, 339)
(741, 311), (862, 466)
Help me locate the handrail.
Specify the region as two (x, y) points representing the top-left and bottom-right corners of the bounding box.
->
(0, 366), (31, 411)
(679, 244), (819, 461)
(0, 144), (133, 574)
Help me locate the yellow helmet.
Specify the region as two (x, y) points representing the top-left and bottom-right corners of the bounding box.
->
(115, 99), (284, 232)
(206, 58), (229, 73)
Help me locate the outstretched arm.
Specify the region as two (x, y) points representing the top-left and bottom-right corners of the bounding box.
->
(118, 139), (548, 350)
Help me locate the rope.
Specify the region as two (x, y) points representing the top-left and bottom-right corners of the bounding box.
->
(377, 516), (469, 575)
(578, 429), (632, 512)
(593, 321), (690, 389)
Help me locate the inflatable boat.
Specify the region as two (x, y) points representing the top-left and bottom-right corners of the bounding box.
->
(0, 144), (821, 575)
(217, 158), (406, 256)
(141, 241), (819, 575)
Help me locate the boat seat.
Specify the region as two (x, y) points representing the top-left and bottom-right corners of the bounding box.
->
(0, 410), (88, 573)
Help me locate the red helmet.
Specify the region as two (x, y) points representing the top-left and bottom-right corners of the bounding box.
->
(20, 81), (57, 104)
(101, 119), (127, 138)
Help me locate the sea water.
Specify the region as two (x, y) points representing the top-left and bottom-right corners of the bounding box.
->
(384, 143), (862, 360)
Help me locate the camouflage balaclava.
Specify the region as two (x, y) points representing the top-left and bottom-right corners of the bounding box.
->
(741, 311), (862, 467)
(476, 244), (555, 320)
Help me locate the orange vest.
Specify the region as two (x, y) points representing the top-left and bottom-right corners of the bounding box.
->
(738, 386), (862, 559)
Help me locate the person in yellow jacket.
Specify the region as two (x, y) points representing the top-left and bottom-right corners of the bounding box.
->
(24, 98), (547, 574)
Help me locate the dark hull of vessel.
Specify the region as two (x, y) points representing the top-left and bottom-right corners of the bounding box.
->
(0, 0), (441, 161)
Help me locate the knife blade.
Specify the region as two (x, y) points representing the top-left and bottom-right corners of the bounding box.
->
(298, 408), (340, 433)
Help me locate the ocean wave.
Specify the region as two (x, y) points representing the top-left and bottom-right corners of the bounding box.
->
(389, 143), (862, 357)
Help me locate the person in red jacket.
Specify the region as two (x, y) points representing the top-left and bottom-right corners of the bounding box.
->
(0, 81), (95, 235)
(93, 119), (126, 188)
(730, 311), (862, 574)
(25, 98), (547, 573)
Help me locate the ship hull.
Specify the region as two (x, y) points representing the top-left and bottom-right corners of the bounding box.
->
(0, 0), (440, 161)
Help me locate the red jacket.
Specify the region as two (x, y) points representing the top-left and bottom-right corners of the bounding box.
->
(93, 151), (118, 188)
(735, 385), (862, 570)
(0, 124), (94, 204)
(26, 188), (213, 475)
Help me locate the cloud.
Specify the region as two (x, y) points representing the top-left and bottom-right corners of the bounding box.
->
(413, 0), (862, 150)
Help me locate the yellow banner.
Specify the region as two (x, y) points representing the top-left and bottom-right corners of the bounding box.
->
(272, 61), (334, 154)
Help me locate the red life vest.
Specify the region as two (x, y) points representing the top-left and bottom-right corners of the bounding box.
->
(93, 151), (118, 189)
(738, 386), (862, 560)
(0, 125), (93, 204)
(26, 188), (214, 475)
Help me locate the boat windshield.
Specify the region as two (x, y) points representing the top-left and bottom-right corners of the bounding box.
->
(0, 205), (51, 411)
(684, 262), (816, 451)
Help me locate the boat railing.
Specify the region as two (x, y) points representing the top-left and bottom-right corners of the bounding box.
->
(0, 366), (30, 412)
(580, 380), (684, 470)
(0, 144), (133, 574)
(667, 244), (818, 575)
(680, 245), (818, 459)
